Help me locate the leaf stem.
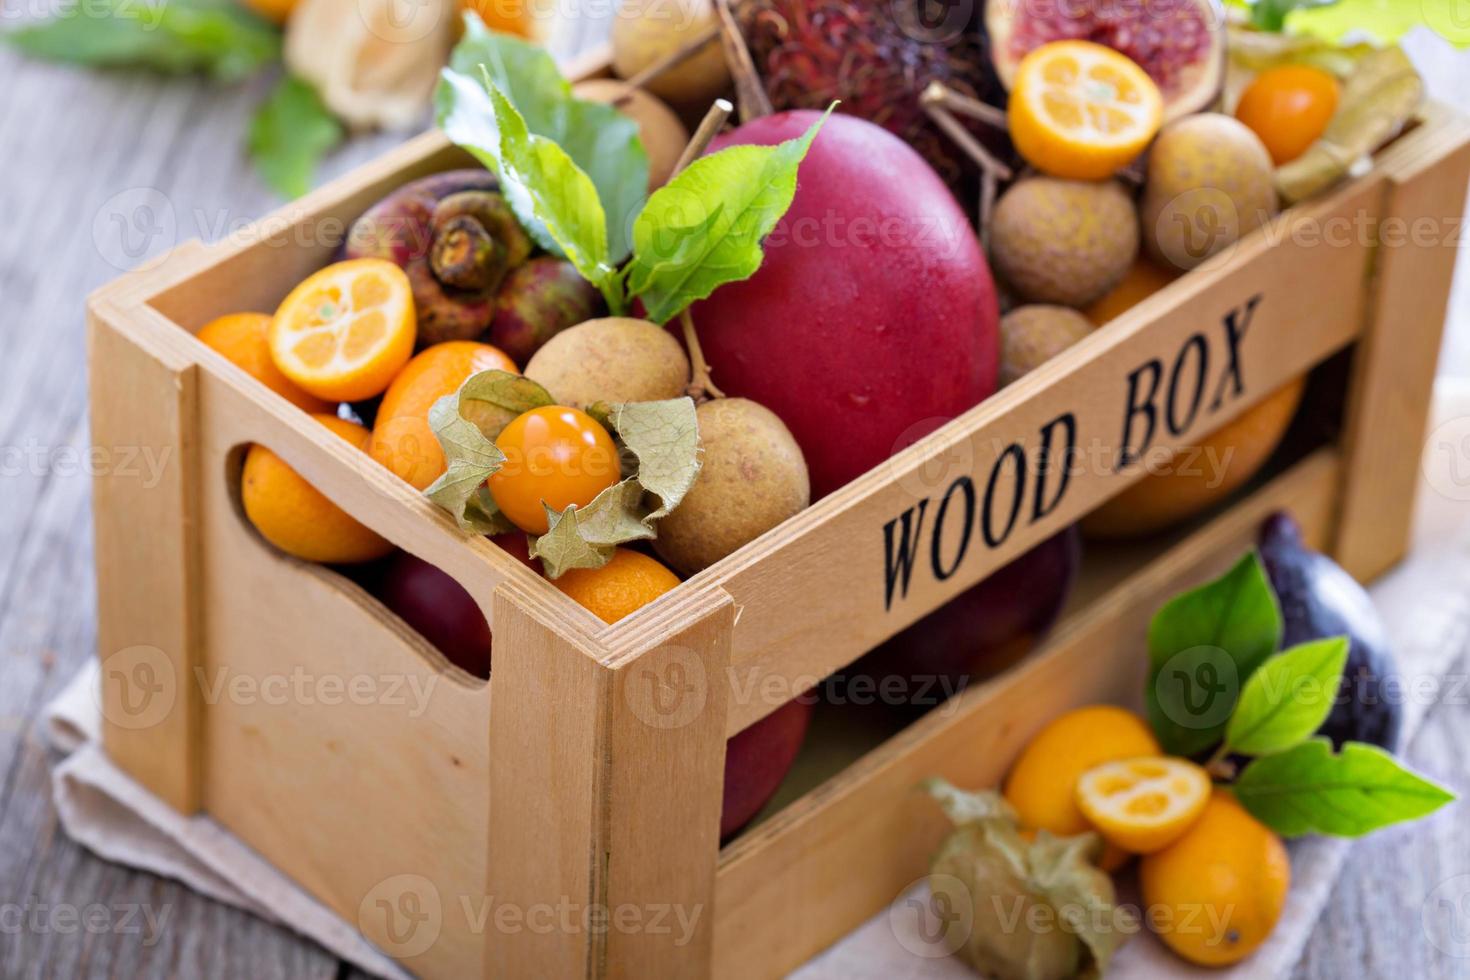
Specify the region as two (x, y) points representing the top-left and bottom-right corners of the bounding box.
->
(713, 0), (772, 122)
(1205, 742), (1238, 782)
(673, 99), (733, 177)
(680, 309), (725, 401)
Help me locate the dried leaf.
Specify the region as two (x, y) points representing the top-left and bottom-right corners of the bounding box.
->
(1276, 46), (1424, 204)
(605, 399), (702, 519)
(424, 370), (553, 532)
(528, 398), (702, 578)
(925, 778), (1132, 980)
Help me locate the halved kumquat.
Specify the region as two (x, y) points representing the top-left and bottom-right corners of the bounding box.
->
(1009, 40), (1164, 181)
(270, 259), (416, 402)
(1076, 756), (1211, 853)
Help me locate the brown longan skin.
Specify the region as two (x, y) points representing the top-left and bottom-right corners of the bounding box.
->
(990, 177), (1140, 309)
(655, 398), (810, 574)
(999, 305), (1096, 387)
(524, 317), (690, 408)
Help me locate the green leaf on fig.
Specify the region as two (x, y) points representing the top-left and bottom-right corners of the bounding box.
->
(626, 106), (835, 325)
(423, 370), (554, 533)
(1233, 737), (1456, 837)
(528, 398), (702, 578)
(4, 0), (279, 82)
(434, 14), (648, 262)
(248, 75), (345, 200)
(1146, 551), (1284, 757)
(1224, 636), (1349, 756)
(925, 778), (1133, 977)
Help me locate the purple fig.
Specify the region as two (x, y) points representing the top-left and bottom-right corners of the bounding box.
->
(344, 169), (499, 266)
(487, 258), (605, 363)
(405, 257), (496, 346)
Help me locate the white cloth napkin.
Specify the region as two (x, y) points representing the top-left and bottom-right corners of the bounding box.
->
(45, 381), (1470, 979)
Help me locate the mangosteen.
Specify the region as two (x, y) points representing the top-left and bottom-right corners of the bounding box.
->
(1258, 512), (1403, 751)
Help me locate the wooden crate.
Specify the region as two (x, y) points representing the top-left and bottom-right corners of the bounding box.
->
(86, 46), (1470, 979)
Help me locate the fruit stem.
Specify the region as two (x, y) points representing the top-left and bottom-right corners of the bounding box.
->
(615, 21), (722, 101)
(920, 82), (1014, 183)
(680, 309), (725, 401)
(712, 0), (773, 122)
(673, 99), (734, 176)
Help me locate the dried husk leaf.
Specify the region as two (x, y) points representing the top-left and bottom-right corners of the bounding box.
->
(425, 370), (554, 533)
(1276, 46), (1424, 204)
(529, 398), (702, 578)
(924, 779), (1132, 980)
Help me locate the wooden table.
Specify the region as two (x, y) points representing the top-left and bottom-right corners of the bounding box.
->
(1, 18), (1468, 979)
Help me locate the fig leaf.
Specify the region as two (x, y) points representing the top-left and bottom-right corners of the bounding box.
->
(424, 370), (554, 533)
(626, 106), (834, 325)
(1225, 636), (1349, 756)
(1234, 737), (1456, 837)
(435, 14), (648, 262)
(528, 398), (702, 578)
(1147, 551), (1283, 757)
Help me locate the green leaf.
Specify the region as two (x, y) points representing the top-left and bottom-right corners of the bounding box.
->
(626, 107), (834, 325)
(435, 14), (648, 261)
(5, 0), (280, 81)
(1234, 738), (1456, 837)
(424, 370), (554, 533)
(1284, 0), (1470, 47)
(248, 75), (344, 199)
(461, 77), (615, 299)
(1146, 552), (1284, 757)
(1238, 0), (1339, 32)
(1225, 637), (1349, 756)
(528, 398), (702, 578)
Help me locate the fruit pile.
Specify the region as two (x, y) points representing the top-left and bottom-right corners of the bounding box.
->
(926, 515), (1453, 976)
(203, 0), (1434, 855)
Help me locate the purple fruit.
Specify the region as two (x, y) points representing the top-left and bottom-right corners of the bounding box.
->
(375, 551), (492, 679)
(1258, 512), (1402, 751)
(722, 697), (813, 840)
(488, 258), (606, 363)
(345, 170), (536, 348)
(858, 526), (1082, 710)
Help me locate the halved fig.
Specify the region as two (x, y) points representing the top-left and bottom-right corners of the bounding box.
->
(986, 0), (1226, 121)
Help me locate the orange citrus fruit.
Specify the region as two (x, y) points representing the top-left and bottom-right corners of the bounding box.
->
(269, 259), (416, 403)
(1140, 791), (1290, 966)
(488, 406), (621, 535)
(1235, 65), (1340, 166)
(1076, 756), (1211, 853)
(552, 548), (681, 624)
(241, 414), (393, 564)
(197, 312), (334, 414)
(240, 0), (299, 23)
(369, 341), (518, 491)
(1003, 705), (1161, 871)
(460, 0), (550, 39)
(1083, 377), (1305, 539)
(1009, 40), (1164, 180)
(1084, 259), (1179, 327)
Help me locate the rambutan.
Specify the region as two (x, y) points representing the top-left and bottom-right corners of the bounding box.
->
(734, 0), (1006, 192)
